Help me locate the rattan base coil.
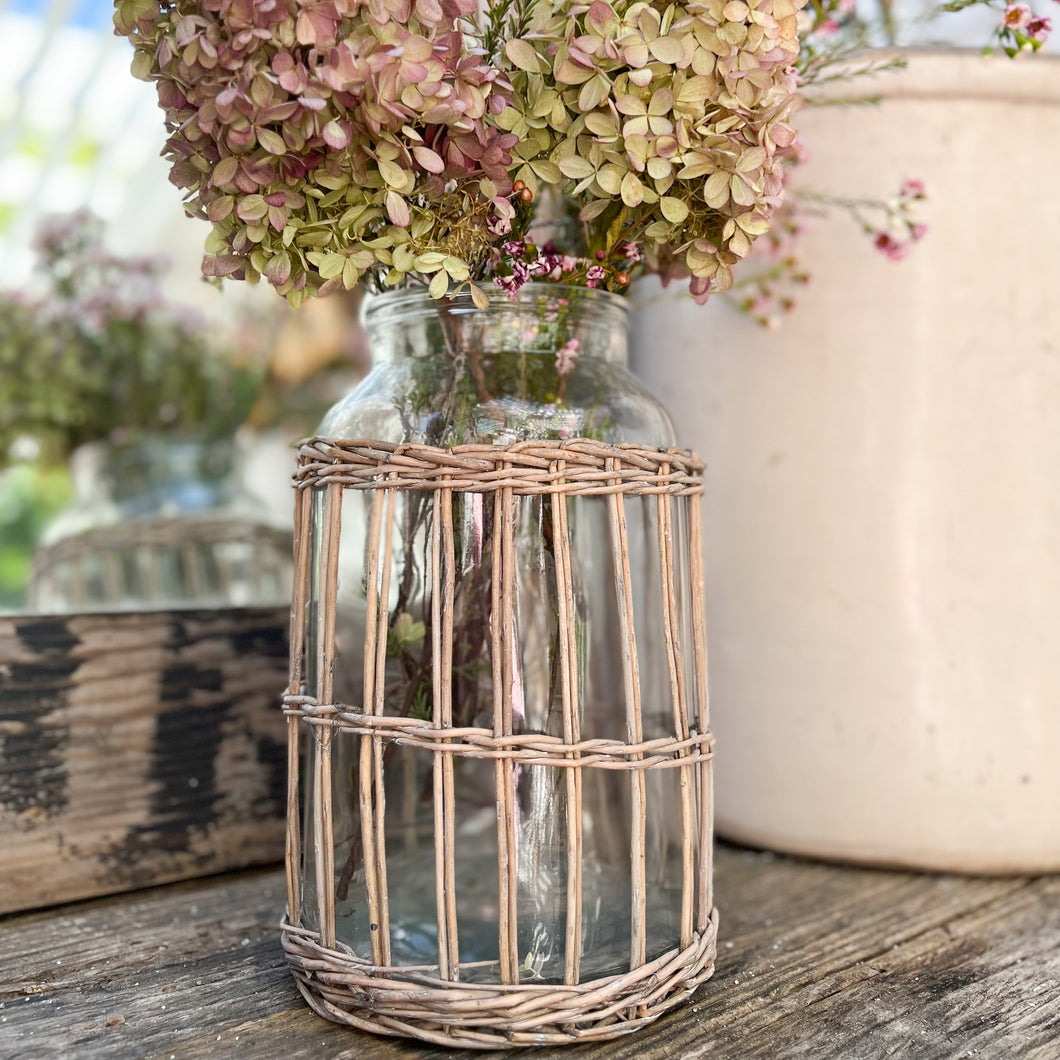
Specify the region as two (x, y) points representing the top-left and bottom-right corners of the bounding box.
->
(281, 910), (719, 1049)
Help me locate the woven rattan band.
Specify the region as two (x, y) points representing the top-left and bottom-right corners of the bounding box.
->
(294, 438), (705, 496)
(281, 911), (719, 1049)
(283, 694), (714, 770)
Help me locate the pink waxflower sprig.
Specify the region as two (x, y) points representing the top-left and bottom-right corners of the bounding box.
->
(492, 236), (642, 295)
(725, 204), (809, 329)
(997, 1), (1052, 51)
(115, 0), (806, 308)
(938, 0), (1052, 52)
(726, 176), (927, 326)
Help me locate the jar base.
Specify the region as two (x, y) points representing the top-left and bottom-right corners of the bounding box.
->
(281, 911), (718, 1049)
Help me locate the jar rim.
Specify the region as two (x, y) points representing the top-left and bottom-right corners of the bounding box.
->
(362, 282), (629, 328)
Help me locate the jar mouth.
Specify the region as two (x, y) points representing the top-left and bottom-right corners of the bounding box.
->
(362, 282), (629, 331)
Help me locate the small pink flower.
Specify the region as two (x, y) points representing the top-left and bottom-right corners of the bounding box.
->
(1003, 2), (1032, 28)
(586, 264), (606, 282)
(909, 223), (928, 242)
(555, 337), (580, 376)
(873, 232), (908, 262)
(493, 274), (522, 297)
(900, 178), (926, 199)
(1027, 14), (1052, 39)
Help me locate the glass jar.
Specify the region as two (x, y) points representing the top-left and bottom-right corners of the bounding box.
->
(299, 284), (701, 986)
(29, 436), (291, 612)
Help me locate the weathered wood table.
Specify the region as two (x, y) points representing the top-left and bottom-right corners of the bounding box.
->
(2, 844), (1058, 1059)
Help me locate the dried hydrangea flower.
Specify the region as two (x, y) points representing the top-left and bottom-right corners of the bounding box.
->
(499, 0), (806, 295)
(116, 0), (516, 305)
(116, 0), (806, 304)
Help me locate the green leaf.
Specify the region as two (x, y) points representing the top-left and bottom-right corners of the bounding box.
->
(315, 254), (346, 280)
(735, 213), (770, 235)
(648, 36), (684, 64)
(212, 155), (239, 187)
(530, 160), (564, 184)
(558, 156), (595, 180)
(443, 257), (470, 281)
(257, 128), (287, 155)
(378, 159), (407, 189)
(505, 39), (542, 73)
(428, 270), (449, 299)
(660, 196), (689, 223)
(595, 165), (623, 195)
(578, 74), (611, 113)
(342, 256), (360, 289)
(703, 170), (730, 208)
(130, 49), (153, 81)
(621, 171), (644, 207)
(579, 198), (611, 221)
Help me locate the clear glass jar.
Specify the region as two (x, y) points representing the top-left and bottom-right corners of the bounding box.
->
(29, 437), (291, 612)
(301, 284), (699, 984)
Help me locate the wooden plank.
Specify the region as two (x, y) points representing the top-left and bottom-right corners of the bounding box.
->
(0, 846), (1057, 1059)
(0, 608), (289, 914)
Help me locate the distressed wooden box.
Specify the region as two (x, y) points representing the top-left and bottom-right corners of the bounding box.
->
(0, 607), (289, 914)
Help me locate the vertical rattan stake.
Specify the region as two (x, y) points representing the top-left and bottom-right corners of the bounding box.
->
(359, 488), (386, 965)
(431, 485), (460, 979)
(550, 462), (584, 985)
(285, 484), (313, 927)
(494, 473), (520, 983)
(368, 481), (397, 963)
(657, 477), (695, 950)
(689, 498), (713, 923)
(606, 457), (647, 972)
(313, 482), (342, 949)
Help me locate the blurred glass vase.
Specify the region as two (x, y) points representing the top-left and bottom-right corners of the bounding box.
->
(28, 436), (291, 612)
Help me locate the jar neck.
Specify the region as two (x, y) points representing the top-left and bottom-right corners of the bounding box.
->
(362, 284), (629, 367)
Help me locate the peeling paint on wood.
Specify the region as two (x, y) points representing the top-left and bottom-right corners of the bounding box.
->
(0, 608), (289, 914)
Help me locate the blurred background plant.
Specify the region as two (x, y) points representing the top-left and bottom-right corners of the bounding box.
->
(0, 209), (264, 466)
(0, 206), (366, 610)
(0, 464), (71, 609)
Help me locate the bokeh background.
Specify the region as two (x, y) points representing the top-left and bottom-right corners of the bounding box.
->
(0, 0), (1055, 611)
(0, 0), (371, 609)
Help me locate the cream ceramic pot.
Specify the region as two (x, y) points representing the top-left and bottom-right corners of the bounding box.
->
(631, 51), (1060, 872)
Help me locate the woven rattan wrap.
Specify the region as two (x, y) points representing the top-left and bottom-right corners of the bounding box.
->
(283, 437), (716, 1048)
(294, 438), (705, 495)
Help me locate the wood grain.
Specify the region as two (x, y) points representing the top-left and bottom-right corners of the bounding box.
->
(1, 845), (1057, 1059)
(0, 608), (289, 914)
